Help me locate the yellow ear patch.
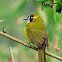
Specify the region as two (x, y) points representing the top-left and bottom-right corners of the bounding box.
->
(33, 15), (39, 19)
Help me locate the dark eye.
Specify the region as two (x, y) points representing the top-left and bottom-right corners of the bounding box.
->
(30, 16), (33, 22)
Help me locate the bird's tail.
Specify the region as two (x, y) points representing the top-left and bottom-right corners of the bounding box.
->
(38, 45), (46, 62)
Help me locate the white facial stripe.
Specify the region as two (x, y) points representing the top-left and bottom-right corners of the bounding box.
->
(27, 19), (36, 23)
(27, 16), (35, 23)
(28, 16), (30, 20)
(28, 16), (33, 20)
(27, 20), (30, 23)
(27, 16), (30, 23)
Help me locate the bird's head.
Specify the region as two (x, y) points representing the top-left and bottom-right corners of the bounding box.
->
(24, 14), (39, 23)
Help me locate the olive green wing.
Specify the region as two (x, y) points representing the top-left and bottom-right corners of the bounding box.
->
(26, 29), (48, 48)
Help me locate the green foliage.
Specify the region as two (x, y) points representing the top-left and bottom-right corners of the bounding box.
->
(0, 27), (3, 28)
(36, 0), (43, 1)
(36, 0), (48, 2)
(56, 1), (62, 13)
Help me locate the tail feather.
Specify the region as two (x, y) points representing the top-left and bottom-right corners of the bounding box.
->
(38, 46), (46, 62)
(44, 48), (46, 62)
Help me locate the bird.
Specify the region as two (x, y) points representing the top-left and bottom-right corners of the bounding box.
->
(24, 14), (48, 62)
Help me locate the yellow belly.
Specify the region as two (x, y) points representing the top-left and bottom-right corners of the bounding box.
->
(24, 25), (33, 43)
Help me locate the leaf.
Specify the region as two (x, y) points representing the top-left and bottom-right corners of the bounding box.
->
(56, 1), (62, 13)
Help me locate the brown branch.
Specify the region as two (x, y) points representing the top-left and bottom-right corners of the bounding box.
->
(0, 32), (37, 50)
(46, 51), (62, 61)
(10, 47), (14, 62)
(0, 32), (62, 61)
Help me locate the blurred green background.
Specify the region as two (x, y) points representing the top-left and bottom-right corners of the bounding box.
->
(0, 0), (62, 62)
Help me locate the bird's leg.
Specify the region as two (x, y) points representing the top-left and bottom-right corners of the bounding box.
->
(27, 42), (32, 48)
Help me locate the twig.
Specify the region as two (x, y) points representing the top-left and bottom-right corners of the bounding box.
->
(46, 51), (62, 61)
(0, 32), (37, 50)
(10, 47), (14, 62)
(0, 32), (62, 61)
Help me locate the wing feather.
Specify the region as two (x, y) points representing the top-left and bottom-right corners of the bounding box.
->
(26, 28), (48, 47)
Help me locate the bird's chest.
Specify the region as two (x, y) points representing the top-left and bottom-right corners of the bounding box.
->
(26, 22), (44, 32)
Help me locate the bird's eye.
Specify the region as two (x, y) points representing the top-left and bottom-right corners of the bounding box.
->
(27, 16), (36, 23)
(29, 16), (33, 22)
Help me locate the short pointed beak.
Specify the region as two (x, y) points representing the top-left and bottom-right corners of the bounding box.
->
(23, 18), (27, 20)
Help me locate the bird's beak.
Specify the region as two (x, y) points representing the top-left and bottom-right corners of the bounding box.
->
(23, 18), (27, 20)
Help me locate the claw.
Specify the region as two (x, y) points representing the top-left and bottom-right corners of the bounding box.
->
(27, 42), (31, 48)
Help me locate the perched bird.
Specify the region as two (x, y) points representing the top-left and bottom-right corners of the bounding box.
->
(24, 14), (48, 62)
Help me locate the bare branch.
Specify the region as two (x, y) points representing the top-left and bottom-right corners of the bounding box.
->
(0, 32), (62, 61)
(10, 47), (14, 62)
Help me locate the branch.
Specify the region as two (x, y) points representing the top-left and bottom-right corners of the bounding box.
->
(0, 32), (62, 61)
(46, 52), (62, 61)
(10, 47), (14, 62)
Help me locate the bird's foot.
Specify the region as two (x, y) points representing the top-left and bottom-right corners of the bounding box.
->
(27, 42), (31, 48)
